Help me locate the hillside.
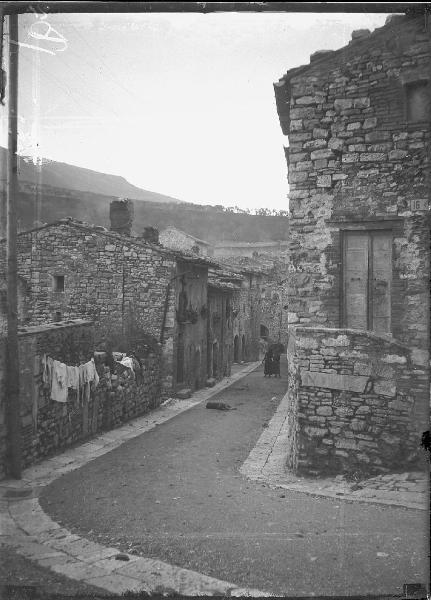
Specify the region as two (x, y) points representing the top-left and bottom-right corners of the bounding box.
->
(0, 147), (183, 204)
(0, 149), (289, 243)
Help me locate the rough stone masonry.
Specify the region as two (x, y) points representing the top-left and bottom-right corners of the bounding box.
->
(275, 15), (430, 476)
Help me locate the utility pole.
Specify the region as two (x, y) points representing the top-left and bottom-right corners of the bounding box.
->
(6, 11), (21, 479)
(0, 9), (6, 239)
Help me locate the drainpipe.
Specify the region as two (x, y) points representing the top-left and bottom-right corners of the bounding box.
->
(6, 12), (21, 478)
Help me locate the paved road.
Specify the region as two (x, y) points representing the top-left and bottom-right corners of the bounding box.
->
(41, 362), (428, 596)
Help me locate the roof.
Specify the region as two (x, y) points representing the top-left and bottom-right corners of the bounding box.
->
(1, 218), (220, 269)
(215, 240), (288, 248)
(208, 279), (239, 292)
(161, 226), (212, 246)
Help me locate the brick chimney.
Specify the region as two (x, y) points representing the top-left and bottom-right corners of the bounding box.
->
(141, 226), (159, 245)
(109, 199), (134, 236)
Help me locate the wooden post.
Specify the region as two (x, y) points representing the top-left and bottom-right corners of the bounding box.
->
(0, 9), (6, 239)
(6, 12), (21, 479)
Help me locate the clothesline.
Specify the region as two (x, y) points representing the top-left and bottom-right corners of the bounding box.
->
(41, 354), (99, 404)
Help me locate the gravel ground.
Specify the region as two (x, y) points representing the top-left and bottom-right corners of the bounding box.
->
(40, 362), (429, 596)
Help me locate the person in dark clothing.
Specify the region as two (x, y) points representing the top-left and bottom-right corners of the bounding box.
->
(272, 351), (281, 377)
(263, 349), (274, 376)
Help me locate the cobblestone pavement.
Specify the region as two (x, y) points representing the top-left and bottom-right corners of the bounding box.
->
(240, 390), (429, 511)
(0, 362), (268, 597)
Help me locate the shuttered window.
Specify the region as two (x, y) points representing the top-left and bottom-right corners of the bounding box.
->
(342, 231), (392, 334)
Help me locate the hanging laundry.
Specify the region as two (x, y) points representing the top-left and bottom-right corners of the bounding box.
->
(51, 360), (68, 403)
(66, 365), (80, 390)
(41, 354), (54, 391)
(120, 356), (134, 371)
(79, 358), (99, 404)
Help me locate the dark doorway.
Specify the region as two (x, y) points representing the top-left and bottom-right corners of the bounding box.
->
(212, 341), (218, 378)
(233, 335), (239, 362)
(260, 324), (269, 339)
(177, 331), (184, 384)
(241, 335), (246, 362)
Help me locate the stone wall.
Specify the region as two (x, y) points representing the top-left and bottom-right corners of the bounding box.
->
(275, 15), (430, 352)
(231, 275), (261, 362)
(287, 326), (429, 476)
(0, 320), (162, 478)
(0, 220), (177, 393)
(220, 255), (291, 350)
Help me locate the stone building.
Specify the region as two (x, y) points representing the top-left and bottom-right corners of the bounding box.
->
(220, 255), (290, 351)
(159, 226), (214, 256)
(210, 266), (262, 364)
(274, 15), (430, 476)
(0, 200), (217, 397)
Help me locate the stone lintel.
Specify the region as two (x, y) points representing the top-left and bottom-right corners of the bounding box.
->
(301, 370), (368, 392)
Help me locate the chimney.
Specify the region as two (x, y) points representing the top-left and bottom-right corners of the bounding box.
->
(109, 198), (134, 236)
(350, 29), (371, 42)
(141, 226), (159, 245)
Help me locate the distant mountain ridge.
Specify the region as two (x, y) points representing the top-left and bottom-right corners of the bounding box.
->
(0, 148), (289, 244)
(0, 147), (183, 204)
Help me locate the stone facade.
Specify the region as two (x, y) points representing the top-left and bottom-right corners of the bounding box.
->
(275, 15), (430, 476)
(0, 320), (162, 478)
(0, 218), (219, 396)
(0, 219), (176, 348)
(232, 273), (261, 363)
(220, 255), (290, 351)
(287, 327), (428, 476)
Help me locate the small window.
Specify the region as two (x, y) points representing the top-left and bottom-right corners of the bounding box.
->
(405, 80), (430, 123)
(53, 275), (65, 292)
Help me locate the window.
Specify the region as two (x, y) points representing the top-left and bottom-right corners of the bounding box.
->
(53, 275), (65, 292)
(405, 80), (430, 123)
(342, 230), (392, 334)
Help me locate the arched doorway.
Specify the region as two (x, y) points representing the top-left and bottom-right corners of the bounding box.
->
(260, 324), (269, 340)
(241, 335), (246, 362)
(233, 335), (239, 363)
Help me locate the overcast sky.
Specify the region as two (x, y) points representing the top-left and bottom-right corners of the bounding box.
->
(3, 10), (389, 210)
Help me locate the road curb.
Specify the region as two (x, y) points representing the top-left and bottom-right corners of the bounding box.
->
(1, 361), (273, 597)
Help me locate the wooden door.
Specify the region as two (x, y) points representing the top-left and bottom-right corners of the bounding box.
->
(344, 232), (369, 330)
(371, 232), (392, 334)
(343, 230), (392, 333)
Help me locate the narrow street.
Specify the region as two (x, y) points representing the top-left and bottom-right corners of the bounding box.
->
(40, 361), (428, 597)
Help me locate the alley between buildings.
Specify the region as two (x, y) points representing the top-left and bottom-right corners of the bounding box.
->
(38, 360), (427, 597)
